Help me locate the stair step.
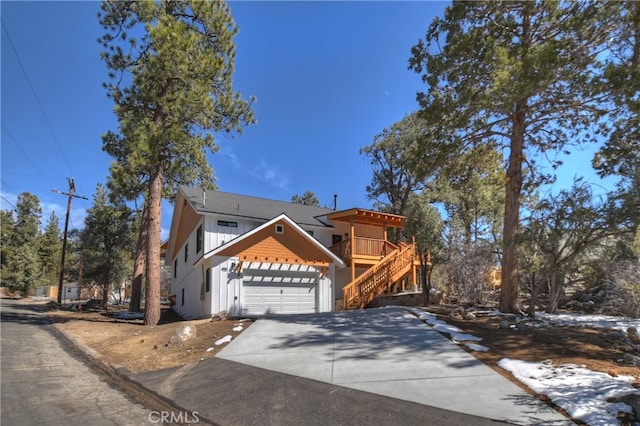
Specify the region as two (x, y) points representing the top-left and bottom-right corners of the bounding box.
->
(342, 243), (416, 310)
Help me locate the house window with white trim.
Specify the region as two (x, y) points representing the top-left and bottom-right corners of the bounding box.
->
(275, 224), (284, 234)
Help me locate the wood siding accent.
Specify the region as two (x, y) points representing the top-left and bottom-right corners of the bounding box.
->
(217, 219), (333, 267)
(172, 201), (202, 260)
(327, 208), (406, 228)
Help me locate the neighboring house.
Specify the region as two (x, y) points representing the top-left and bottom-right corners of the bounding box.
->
(167, 186), (418, 319)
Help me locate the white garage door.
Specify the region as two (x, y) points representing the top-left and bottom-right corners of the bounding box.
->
(243, 269), (318, 315)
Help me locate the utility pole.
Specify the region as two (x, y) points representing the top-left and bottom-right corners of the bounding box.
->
(53, 178), (87, 304)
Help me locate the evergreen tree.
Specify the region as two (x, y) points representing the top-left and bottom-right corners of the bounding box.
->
(0, 210), (17, 289)
(434, 144), (504, 247)
(99, 0), (255, 324)
(291, 191), (320, 206)
(39, 212), (62, 286)
(410, 1), (619, 313)
(361, 112), (448, 215)
(5, 193), (43, 295)
(81, 184), (136, 310)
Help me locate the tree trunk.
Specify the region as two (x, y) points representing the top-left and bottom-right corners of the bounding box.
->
(500, 104), (526, 314)
(547, 270), (565, 314)
(102, 280), (109, 311)
(528, 271), (538, 319)
(129, 204), (148, 312)
(421, 252), (430, 306)
(102, 263), (111, 311)
(144, 165), (163, 326)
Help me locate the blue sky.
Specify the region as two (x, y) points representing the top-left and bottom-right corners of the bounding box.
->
(1, 1), (613, 239)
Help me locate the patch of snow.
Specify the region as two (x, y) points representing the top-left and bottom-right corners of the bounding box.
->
(215, 335), (232, 345)
(206, 347), (215, 352)
(233, 325), (243, 332)
(465, 343), (489, 352)
(410, 308), (483, 342)
(449, 331), (483, 342)
(498, 358), (638, 426)
(534, 312), (640, 332)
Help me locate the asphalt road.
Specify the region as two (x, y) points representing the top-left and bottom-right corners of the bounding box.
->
(0, 299), (163, 426)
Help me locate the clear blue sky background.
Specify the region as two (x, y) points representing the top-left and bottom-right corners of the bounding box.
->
(1, 1), (612, 239)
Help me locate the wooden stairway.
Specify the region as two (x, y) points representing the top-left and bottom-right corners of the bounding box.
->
(343, 242), (416, 309)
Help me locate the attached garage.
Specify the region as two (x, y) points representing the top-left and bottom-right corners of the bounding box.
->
(243, 267), (319, 315)
(197, 214), (345, 318)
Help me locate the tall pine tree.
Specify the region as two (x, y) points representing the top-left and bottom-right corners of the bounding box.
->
(99, 1), (255, 324)
(410, 1), (620, 313)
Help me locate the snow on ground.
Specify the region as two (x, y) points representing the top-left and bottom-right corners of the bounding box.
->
(534, 312), (640, 332)
(465, 342), (490, 352)
(215, 335), (232, 345)
(498, 358), (637, 426)
(410, 307), (640, 425)
(411, 310), (483, 343)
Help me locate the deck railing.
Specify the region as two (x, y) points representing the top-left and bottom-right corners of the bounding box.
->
(330, 237), (398, 260)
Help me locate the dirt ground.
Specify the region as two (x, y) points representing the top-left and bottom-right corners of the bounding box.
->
(47, 303), (252, 373)
(43, 300), (640, 422)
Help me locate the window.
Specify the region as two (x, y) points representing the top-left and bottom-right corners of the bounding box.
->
(275, 224), (284, 234)
(184, 243), (189, 262)
(196, 224), (203, 253)
(181, 288), (185, 306)
(174, 259), (177, 277)
(217, 220), (238, 227)
(332, 234), (342, 245)
(205, 268), (211, 292)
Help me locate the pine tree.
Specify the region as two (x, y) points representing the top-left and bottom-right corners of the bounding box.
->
(410, 1), (620, 313)
(81, 184), (136, 310)
(5, 193), (43, 295)
(39, 212), (62, 286)
(99, 0), (255, 324)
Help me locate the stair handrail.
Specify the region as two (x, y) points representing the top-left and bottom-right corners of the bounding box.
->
(343, 242), (415, 308)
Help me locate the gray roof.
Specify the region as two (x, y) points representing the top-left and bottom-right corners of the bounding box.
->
(180, 185), (336, 228)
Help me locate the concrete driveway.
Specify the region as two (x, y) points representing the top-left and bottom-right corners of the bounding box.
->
(217, 307), (570, 425)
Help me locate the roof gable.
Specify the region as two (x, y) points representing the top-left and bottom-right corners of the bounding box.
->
(199, 214), (345, 269)
(167, 190), (205, 261)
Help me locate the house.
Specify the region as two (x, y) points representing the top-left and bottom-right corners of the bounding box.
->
(167, 186), (418, 319)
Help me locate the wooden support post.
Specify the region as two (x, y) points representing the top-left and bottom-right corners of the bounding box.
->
(350, 217), (355, 283)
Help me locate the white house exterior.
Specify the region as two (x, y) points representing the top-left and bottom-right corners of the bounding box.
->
(167, 186), (347, 319)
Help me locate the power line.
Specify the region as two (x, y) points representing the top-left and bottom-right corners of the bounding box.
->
(1, 179), (19, 196)
(1, 196), (17, 211)
(1, 19), (75, 178)
(1, 124), (51, 183)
